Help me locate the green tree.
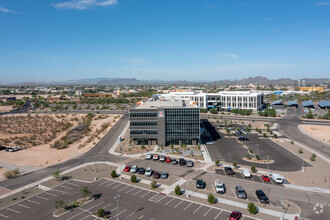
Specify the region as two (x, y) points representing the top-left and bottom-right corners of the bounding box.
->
(131, 175), (137, 183)
(111, 170), (117, 178)
(81, 186), (91, 198)
(174, 185), (181, 195)
(55, 199), (65, 209)
(209, 108), (218, 114)
(310, 154), (317, 161)
(247, 202), (258, 214)
(53, 170), (60, 181)
(251, 165), (257, 173)
(207, 193), (216, 204)
(96, 208), (106, 218)
(233, 161), (238, 168)
(215, 160), (220, 166)
(151, 180), (157, 189)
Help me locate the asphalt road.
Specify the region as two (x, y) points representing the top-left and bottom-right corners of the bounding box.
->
(0, 114), (129, 190)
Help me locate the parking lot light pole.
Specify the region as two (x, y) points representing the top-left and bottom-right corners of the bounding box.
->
(267, 156), (269, 171)
(256, 144), (259, 156)
(114, 195), (120, 220)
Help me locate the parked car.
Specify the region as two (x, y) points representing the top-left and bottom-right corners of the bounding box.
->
(130, 165), (138, 173)
(238, 136), (248, 141)
(206, 141), (215, 145)
(229, 211), (242, 220)
(171, 159), (178, 165)
(262, 175), (270, 181)
(235, 186), (247, 199)
(153, 154), (159, 160)
(186, 160), (194, 167)
(5, 147), (13, 152)
(236, 131), (242, 135)
(159, 155), (166, 162)
(214, 180), (225, 194)
(166, 157), (172, 163)
(224, 167), (235, 175)
(196, 179), (205, 189)
(145, 153), (152, 160)
(123, 166), (131, 172)
(270, 173), (283, 184)
(145, 167), (152, 176)
(138, 168), (145, 174)
(179, 158), (186, 166)
(256, 190), (269, 204)
(242, 169), (251, 178)
(153, 171), (160, 179)
(12, 147), (22, 152)
(0, 146), (6, 151)
(160, 172), (168, 179)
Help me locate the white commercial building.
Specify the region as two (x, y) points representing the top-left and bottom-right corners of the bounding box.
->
(155, 91), (264, 111)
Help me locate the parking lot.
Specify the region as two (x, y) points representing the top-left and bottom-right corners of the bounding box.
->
(0, 178), (257, 220)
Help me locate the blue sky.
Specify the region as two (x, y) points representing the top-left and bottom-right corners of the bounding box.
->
(0, 0), (330, 83)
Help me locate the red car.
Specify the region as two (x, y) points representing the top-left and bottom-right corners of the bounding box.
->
(123, 165), (131, 172)
(166, 157), (172, 163)
(262, 175), (270, 181)
(153, 171), (160, 179)
(229, 211), (242, 220)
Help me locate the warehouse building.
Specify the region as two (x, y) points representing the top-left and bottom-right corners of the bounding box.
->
(129, 99), (200, 146)
(155, 91), (264, 111)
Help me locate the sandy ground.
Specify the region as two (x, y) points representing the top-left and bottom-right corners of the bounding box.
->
(0, 113), (121, 178)
(300, 125), (330, 143)
(0, 106), (12, 112)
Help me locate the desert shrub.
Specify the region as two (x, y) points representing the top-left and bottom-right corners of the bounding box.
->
(151, 180), (157, 189)
(310, 154), (317, 161)
(247, 202), (258, 214)
(298, 148), (303, 154)
(174, 185), (181, 195)
(131, 175), (137, 183)
(208, 193), (216, 204)
(96, 208), (106, 218)
(111, 170), (117, 178)
(251, 166), (257, 173)
(4, 169), (19, 178)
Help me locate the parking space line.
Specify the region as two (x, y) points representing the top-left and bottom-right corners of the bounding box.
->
(184, 202), (192, 210)
(254, 194), (260, 204)
(59, 185), (73, 190)
(27, 199), (40, 204)
(204, 207), (212, 216)
(193, 205), (202, 214)
(123, 211), (136, 220)
(102, 204), (112, 210)
(174, 200), (183, 208)
(214, 210), (223, 219)
(241, 216), (245, 220)
(99, 180), (109, 186)
(112, 209), (127, 219)
(140, 191), (151, 198)
(138, 215), (144, 219)
(80, 214), (92, 220)
(165, 198), (175, 206)
(17, 204), (31, 209)
(231, 188), (237, 198)
(44, 192), (57, 197)
(52, 189), (66, 194)
(36, 195), (49, 200)
(66, 182), (79, 187)
(105, 182), (116, 188)
(118, 185), (129, 192)
(112, 183), (122, 189)
(258, 175), (264, 182)
(125, 187), (136, 194)
(132, 189), (143, 196)
(7, 208), (20, 213)
(86, 202), (104, 211)
(67, 211), (84, 220)
(0, 214), (9, 219)
(269, 202), (274, 207)
(239, 173), (244, 178)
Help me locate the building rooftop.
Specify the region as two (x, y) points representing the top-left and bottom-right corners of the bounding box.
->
(271, 99), (283, 105)
(302, 100), (314, 107)
(287, 100), (297, 105)
(318, 100), (330, 108)
(135, 99), (198, 109)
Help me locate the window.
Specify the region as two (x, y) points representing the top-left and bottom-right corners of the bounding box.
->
(129, 112), (157, 118)
(130, 121), (157, 126)
(130, 130), (158, 135)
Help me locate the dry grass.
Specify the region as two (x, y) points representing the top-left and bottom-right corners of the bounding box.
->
(3, 169), (19, 179)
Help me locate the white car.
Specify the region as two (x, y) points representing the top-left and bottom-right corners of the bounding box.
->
(145, 167), (152, 176)
(145, 153), (152, 160)
(242, 169), (252, 178)
(130, 165), (138, 173)
(214, 180), (225, 194)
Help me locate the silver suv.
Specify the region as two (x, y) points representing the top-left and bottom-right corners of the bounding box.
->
(235, 186), (247, 199)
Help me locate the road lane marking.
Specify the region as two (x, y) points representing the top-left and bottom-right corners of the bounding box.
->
(193, 205), (202, 214)
(66, 182), (79, 187)
(183, 202), (193, 211)
(27, 200), (40, 204)
(118, 185), (129, 192)
(59, 185), (73, 190)
(86, 202), (104, 211)
(214, 210), (223, 219)
(7, 208), (20, 213)
(132, 189), (143, 196)
(174, 200), (183, 208)
(0, 214), (9, 219)
(36, 195), (49, 200)
(44, 192), (57, 197)
(165, 198), (175, 206)
(105, 182), (116, 188)
(140, 191), (151, 198)
(125, 188), (136, 194)
(204, 207), (212, 216)
(17, 204), (30, 209)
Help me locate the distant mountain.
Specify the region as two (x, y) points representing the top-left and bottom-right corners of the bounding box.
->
(213, 76), (298, 85)
(97, 78), (140, 85)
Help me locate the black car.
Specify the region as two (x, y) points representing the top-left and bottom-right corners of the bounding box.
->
(238, 136), (248, 141)
(196, 179), (205, 189)
(137, 168), (145, 174)
(256, 190), (269, 204)
(224, 167), (235, 175)
(179, 158), (186, 166)
(5, 147), (13, 152)
(171, 159), (178, 165)
(0, 146), (6, 151)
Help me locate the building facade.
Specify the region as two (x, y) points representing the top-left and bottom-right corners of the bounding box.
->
(129, 99), (200, 146)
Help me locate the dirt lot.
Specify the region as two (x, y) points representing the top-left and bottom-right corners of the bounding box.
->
(0, 113), (120, 179)
(0, 106), (12, 112)
(300, 124), (330, 143)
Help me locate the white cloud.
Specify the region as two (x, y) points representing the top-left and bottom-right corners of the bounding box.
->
(221, 53), (239, 59)
(316, 2), (330, 6)
(0, 6), (17, 13)
(53, 0), (117, 10)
